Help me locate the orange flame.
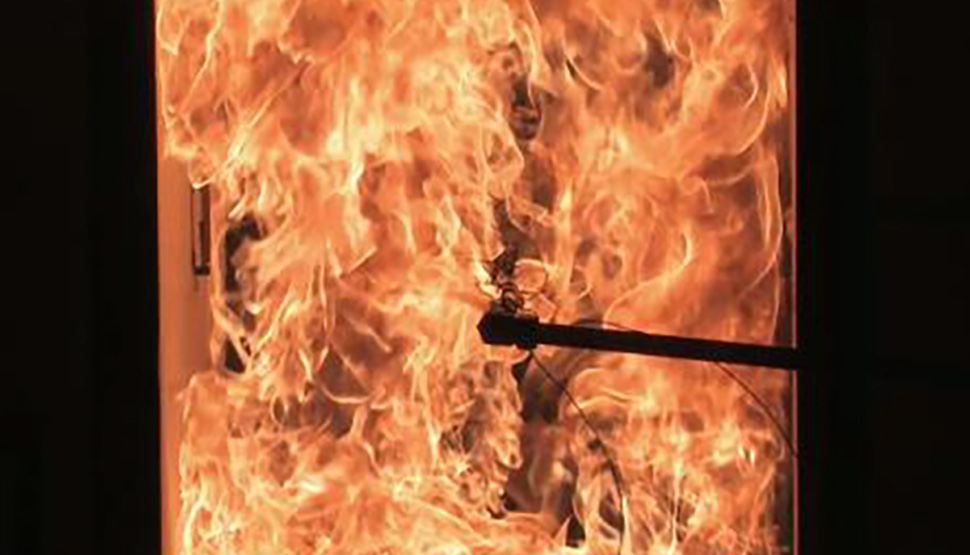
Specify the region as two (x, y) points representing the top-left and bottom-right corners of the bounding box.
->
(157, 0), (795, 553)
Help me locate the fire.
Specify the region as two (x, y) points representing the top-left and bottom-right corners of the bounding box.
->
(156, 0), (795, 553)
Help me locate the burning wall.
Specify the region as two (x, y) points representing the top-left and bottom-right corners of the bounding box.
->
(156, 1), (795, 553)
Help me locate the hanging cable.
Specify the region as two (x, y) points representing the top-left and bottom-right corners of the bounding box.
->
(573, 318), (798, 460)
(528, 352), (627, 555)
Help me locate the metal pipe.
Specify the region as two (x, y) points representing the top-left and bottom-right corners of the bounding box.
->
(478, 312), (800, 370)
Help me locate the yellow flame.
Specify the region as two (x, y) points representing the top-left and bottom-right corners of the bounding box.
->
(157, 0), (795, 553)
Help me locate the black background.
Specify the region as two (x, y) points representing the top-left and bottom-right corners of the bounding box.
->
(3, 0), (968, 553)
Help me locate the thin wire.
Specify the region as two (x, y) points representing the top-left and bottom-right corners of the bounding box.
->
(529, 352), (627, 555)
(714, 361), (798, 460)
(573, 318), (798, 460)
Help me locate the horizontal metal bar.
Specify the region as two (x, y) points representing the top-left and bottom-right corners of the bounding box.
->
(478, 312), (800, 370)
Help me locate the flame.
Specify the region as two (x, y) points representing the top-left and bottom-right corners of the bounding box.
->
(157, 0), (795, 553)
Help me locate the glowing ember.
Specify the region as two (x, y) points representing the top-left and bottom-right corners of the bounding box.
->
(156, 0), (795, 553)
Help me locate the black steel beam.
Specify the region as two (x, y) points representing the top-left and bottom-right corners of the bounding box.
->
(478, 312), (800, 370)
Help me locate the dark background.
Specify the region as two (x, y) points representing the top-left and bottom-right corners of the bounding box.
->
(2, 0), (968, 553)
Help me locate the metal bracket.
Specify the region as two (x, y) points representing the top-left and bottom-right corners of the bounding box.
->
(190, 185), (211, 276)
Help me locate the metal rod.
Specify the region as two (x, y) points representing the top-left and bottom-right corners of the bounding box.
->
(478, 312), (800, 370)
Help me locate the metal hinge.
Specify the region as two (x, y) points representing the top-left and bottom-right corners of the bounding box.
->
(191, 185), (211, 276)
